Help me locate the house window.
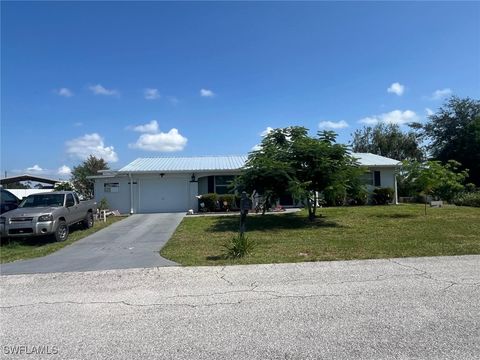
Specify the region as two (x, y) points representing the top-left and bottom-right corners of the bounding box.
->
(104, 182), (119, 193)
(360, 172), (373, 186)
(374, 171), (381, 187)
(214, 176), (235, 194)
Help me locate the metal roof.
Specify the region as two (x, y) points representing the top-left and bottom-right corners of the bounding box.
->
(351, 153), (401, 167)
(118, 153), (399, 173)
(0, 174), (60, 185)
(119, 156), (249, 172)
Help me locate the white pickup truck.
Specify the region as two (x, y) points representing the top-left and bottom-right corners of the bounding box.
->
(0, 191), (97, 242)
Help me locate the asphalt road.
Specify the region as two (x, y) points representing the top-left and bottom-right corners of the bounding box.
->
(1, 255), (479, 359)
(0, 213), (183, 275)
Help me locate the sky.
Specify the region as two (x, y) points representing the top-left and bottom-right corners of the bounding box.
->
(1, 1), (479, 179)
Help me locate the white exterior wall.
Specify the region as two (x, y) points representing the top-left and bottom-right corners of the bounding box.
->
(94, 176), (132, 214)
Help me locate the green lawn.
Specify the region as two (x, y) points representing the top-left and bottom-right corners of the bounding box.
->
(161, 204), (480, 266)
(0, 216), (126, 264)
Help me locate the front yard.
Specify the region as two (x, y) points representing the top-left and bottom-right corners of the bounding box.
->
(0, 216), (125, 264)
(161, 204), (480, 266)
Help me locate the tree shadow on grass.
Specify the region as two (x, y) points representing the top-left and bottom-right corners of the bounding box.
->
(207, 213), (341, 233)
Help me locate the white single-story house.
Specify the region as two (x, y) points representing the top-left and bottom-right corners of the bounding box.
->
(89, 153), (400, 214)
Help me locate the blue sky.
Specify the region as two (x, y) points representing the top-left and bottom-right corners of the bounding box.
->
(1, 1), (479, 179)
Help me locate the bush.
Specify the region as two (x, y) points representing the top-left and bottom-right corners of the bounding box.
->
(372, 187), (394, 205)
(98, 197), (109, 210)
(217, 194), (240, 211)
(199, 193), (217, 212)
(452, 191), (480, 207)
(347, 186), (368, 206)
(223, 233), (255, 259)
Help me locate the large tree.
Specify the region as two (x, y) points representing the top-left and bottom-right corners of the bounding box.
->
(71, 155), (109, 198)
(413, 96), (480, 185)
(351, 123), (424, 161)
(238, 127), (359, 220)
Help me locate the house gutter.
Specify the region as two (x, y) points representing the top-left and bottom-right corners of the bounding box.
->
(129, 172), (134, 214)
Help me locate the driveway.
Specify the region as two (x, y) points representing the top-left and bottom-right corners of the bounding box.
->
(1, 256), (479, 359)
(0, 213), (184, 275)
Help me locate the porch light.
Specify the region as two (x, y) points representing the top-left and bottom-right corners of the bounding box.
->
(191, 173), (196, 182)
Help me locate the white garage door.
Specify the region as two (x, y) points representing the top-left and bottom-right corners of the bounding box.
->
(138, 178), (189, 213)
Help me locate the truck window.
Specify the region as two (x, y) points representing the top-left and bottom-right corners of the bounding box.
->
(66, 194), (75, 207)
(74, 193), (80, 204)
(19, 194), (65, 208)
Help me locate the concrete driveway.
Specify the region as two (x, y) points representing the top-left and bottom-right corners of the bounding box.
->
(0, 213), (184, 275)
(1, 255), (479, 359)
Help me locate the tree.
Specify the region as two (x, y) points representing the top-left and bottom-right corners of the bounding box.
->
(3, 181), (30, 189)
(351, 123), (424, 161)
(54, 182), (74, 191)
(400, 160), (468, 215)
(71, 155), (109, 198)
(413, 96), (480, 185)
(238, 127), (359, 220)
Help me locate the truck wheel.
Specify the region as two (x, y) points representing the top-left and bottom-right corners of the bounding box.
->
(83, 212), (94, 229)
(54, 221), (69, 242)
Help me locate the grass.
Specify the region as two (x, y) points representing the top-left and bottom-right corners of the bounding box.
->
(160, 204), (480, 266)
(0, 216), (126, 264)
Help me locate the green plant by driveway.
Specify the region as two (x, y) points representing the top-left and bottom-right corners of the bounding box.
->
(223, 233), (255, 259)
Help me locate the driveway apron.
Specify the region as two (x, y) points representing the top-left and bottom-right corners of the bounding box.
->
(0, 213), (184, 275)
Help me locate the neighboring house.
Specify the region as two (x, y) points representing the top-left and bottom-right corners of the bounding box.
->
(0, 174), (59, 199)
(89, 153), (400, 214)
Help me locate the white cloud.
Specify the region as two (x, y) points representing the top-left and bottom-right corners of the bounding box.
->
(359, 110), (419, 126)
(387, 82), (405, 96)
(260, 127), (274, 137)
(131, 120), (159, 133)
(55, 88), (74, 97)
(425, 108), (434, 116)
(73, 122), (83, 127)
(144, 88), (161, 100)
(430, 88), (452, 100)
(89, 84), (119, 96)
(318, 120), (349, 129)
(167, 96), (179, 105)
(26, 165), (44, 173)
(129, 128), (187, 152)
(65, 133), (118, 162)
(200, 88), (215, 97)
(57, 165), (72, 176)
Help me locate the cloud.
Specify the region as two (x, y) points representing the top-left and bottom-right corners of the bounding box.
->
(65, 133), (118, 162)
(55, 88), (74, 97)
(260, 127), (274, 137)
(26, 165), (45, 173)
(359, 110), (419, 126)
(144, 88), (161, 100)
(318, 120), (349, 129)
(430, 88), (452, 100)
(57, 165), (72, 176)
(425, 108), (434, 116)
(129, 128), (187, 152)
(387, 82), (405, 96)
(167, 96), (179, 105)
(89, 84), (119, 96)
(200, 88), (215, 97)
(131, 120), (159, 133)
(73, 122), (83, 127)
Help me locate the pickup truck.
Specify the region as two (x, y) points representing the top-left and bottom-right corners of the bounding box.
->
(0, 191), (97, 242)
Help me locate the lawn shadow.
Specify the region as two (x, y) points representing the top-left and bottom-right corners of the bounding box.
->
(208, 213), (341, 233)
(205, 255), (225, 261)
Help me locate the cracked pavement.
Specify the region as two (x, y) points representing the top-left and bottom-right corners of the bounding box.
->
(1, 256), (479, 359)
